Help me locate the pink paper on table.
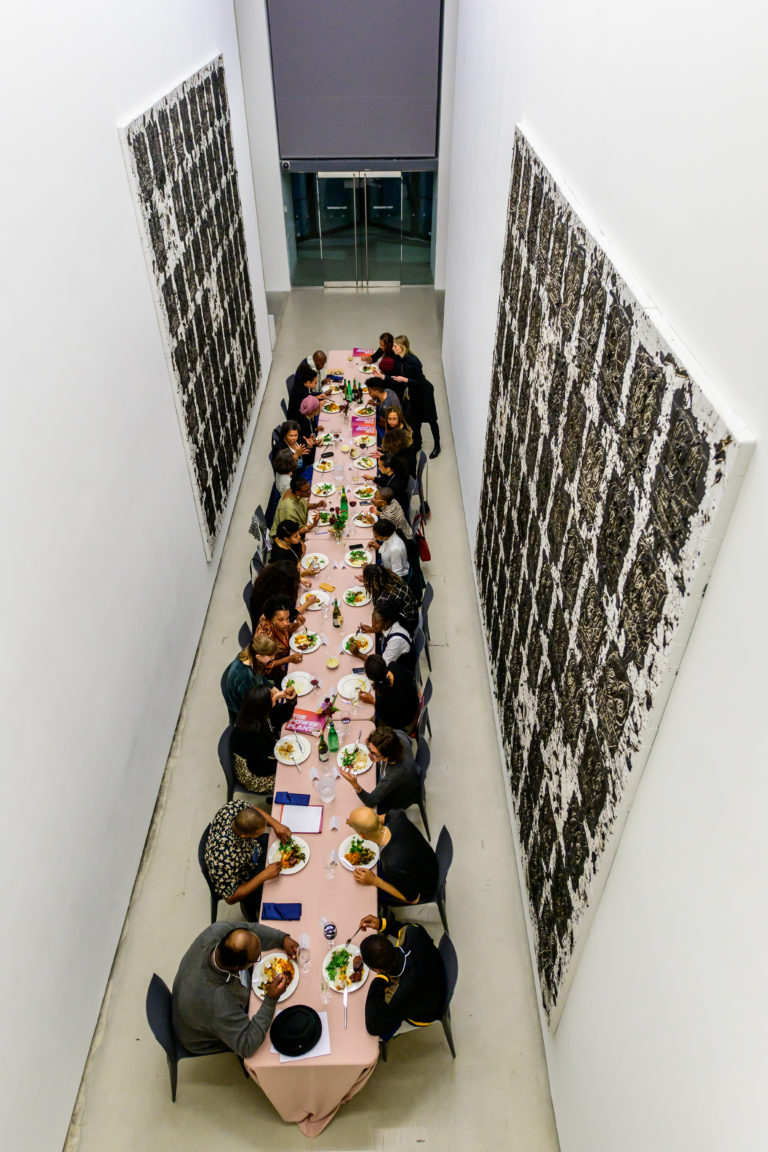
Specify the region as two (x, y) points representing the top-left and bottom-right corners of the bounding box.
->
(352, 347), (373, 356)
(285, 708), (324, 735)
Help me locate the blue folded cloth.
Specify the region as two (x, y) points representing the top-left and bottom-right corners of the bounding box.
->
(261, 902), (302, 921)
(274, 791), (310, 806)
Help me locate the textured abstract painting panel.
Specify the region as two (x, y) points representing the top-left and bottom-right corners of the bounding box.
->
(476, 127), (751, 1026)
(122, 57), (260, 558)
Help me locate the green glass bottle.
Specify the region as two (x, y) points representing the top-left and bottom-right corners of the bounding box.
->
(340, 486), (348, 518)
(318, 730), (329, 763)
(327, 720), (339, 754)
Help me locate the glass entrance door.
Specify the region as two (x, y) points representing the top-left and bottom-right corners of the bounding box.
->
(289, 171), (435, 287)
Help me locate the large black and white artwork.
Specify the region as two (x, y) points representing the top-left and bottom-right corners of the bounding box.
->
(122, 57), (261, 558)
(477, 128), (751, 1027)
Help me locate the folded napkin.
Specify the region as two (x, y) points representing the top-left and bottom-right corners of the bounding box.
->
(274, 791), (310, 806)
(261, 902), (302, 921)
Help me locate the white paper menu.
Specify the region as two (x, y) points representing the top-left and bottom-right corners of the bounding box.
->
(277, 804), (324, 833)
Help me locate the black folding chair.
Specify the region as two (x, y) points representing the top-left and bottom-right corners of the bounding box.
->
(416, 449), (430, 518)
(218, 725), (269, 804)
(238, 620), (252, 649)
(420, 582), (434, 643)
(416, 676), (433, 742)
(145, 974), (246, 1101)
(285, 373), (295, 396)
(280, 397), (288, 419)
(414, 738), (431, 840)
(410, 825), (452, 932)
(378, 929), (458, 1061)
(198, 825), (221, 923)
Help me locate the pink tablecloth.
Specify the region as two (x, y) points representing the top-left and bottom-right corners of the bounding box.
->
(246, 350), (380, 1136)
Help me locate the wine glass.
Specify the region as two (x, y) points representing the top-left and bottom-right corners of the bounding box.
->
(320, 976), (332, 1004)
(298, 945), (311, 974)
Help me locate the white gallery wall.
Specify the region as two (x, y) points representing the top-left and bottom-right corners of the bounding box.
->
(441, 1), (767, 1150)
(0, 3), (270, 1149)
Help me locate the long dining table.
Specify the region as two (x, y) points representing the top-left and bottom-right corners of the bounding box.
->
(245, 350), (383, 1136)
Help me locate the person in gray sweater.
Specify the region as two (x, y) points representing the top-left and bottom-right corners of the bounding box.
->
(172, 921), (299, 1058)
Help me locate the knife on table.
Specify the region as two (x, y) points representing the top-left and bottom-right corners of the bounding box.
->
(343, 983), (348, 1029)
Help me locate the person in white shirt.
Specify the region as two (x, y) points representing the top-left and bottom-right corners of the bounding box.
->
(372, 519), (409, 578)
(348, 605), (414, 669)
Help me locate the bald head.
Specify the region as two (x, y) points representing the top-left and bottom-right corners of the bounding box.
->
(312, 350), (327, 369)
(348, 805), (380, 838)
(218, 928), (261, 970)
(233, 807), (267, 838)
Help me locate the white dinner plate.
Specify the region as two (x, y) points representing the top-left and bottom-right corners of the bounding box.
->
(352, 433), (377, 448)
(315, 460), (334, 473)
(354, 405), (376, 418)
(338, 834), (380, 872)
(273, 733), (311, 765)
(323, 384), (343, 395)
(322, 401), (341, 413)
(352, 511), (377, 530)
(344, 548), (372, 568)
(299, 588), (330, 611)
(317, 432), (335, 445)
(267, 835), (311, 875)
(337, 673), (372, 702)
(336, 742), (373, 775)
(301, 552), (329, 572)
(342, 586), (372, 608)
(289, 630), (321, 654)
(252, 951), (299, 1002)
(281, 670), (313, 696)
(341, 631), (374, 657)
(312, 481), (336, 497)
(352, 456), (376, 470)
(353, 485), (376, 502)
(322, 943), (369, 993)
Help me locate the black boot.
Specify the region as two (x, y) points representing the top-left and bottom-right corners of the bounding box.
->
(429, 443), (441, 459)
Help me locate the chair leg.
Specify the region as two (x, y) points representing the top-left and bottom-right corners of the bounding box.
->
(426, 712), (432, 738)
(441, 1013), (456, 1058)
(437, 891), (449, 933)
(210, 894), (218, 924)
(425, 641), (432, 671)
(379, 1039), (388, 1062)
(419, 798), (431, 841)
(168, 1055), (179, 1102)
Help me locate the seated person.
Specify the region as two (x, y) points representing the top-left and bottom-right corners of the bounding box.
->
(339, 725), (419, 813)
(371, 518), (409, 578)
(347, 805), (438, 905)
(272, 447), (300, 497)
(360, 654), (421, 733)
(272, 420), (310, 472)
(267, 519), (305, 570)
(350, 604), (415, 673)
(357, 912), (446, 1038)
(255, 595), (306, 677)
(250, 561), (302, 628)
(364, 452), (410, 513)
(372, 485), (412, 539)
(380, 426), (416, 480)
(222, 634), (279, 722)
(172, 921), (299, 1058)
(288, 359), (322, 420)
(271, 474), (324, 539)
(367, 380), (401, 435)
(231, 683), (298, 793)
(357, 564), (419, 635)
(296, 395), (323, 467)
(204, 801), (290, 919)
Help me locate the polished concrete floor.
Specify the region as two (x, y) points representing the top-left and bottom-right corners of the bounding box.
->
(64, 288), (559, 1152)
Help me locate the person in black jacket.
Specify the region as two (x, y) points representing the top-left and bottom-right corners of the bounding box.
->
(347, 805), (438, 905)
(373, 334), (440, 459)
(360, 655), (421, 732)
(358, 913), (446, 1038)
(338, 726), (419, 813)
(231, 683), (298, 794)
(288, 353), (325, 418)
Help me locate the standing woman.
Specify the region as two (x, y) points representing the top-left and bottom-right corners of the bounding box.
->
(376, 335), (440, 459)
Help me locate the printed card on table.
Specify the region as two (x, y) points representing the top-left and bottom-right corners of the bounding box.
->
(285, 708), (324, 736)
(278, 804), (324, 833)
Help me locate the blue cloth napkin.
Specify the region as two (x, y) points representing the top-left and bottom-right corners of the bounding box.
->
(274, 791), (310, 806)
(261, 902), (302, 921)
